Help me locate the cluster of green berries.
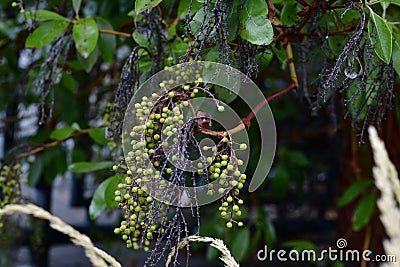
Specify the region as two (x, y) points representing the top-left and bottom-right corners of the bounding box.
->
(115, 66), (250, 249)
(112, 169), (168, 251)
(0, 163), (22, 209)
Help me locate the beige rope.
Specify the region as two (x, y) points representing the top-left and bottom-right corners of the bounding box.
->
(0, 203), (121, 267)
(165, 235), (239, 267)
(368, 127), (400, 267)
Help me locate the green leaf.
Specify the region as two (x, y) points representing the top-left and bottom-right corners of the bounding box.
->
(171, 39), (189, 56)
(72, 0), (82, 15)
(88, 127), (108, 145)
(239, 0), (273, 45)
(280, 0), (300, 26)
(338, 179), (373, 206)
(367, 7), (392, 64)
(132, 30), (148, 46)
(177, 0), (201, 19)
(104, 175), (122, 209)
(89, 175), (120, 219)
(61, 72), (77, 91)
(50, 126), (76, 140)
(28, 156), (43, 187)
(135, 0), (163, 14)
(73, 17), (99, 58)
(96, 17), (116, 62)
(352, 190), (376, 231)
(189, 7), (209, 35)
(25, 20), (70, 48)
(77, 45), (99, 72)
(230, 228), (250, 261)
(167, 25), (176, 40)
(24, 10), (68, 21)
(68, 161), (114, 173)
(392, 33), (400, 77)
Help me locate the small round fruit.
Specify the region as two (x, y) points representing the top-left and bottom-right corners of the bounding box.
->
(226, 222), (233, 228)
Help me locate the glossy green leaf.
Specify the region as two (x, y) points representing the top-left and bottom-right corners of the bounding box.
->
(89, 175), (119, 219)
(72, 0), (82, 15)
(135, 0), (163, 14)
(25, 20), (70, 48)
(50, 126), (76, 140)
(392, 33), (400, 77)
(352, 190), (376, 231)
(367, 7), (392, 64)
(230, 228), (250, 261)
(96, 17), (116, 62)
(338, 179), (373, 206)
(69, 161), (114, 173)
(73, 17), (99, 58)
(24, 10), (68, 21)
(88, 127), (108, 145)
(239, 0), (273, 45)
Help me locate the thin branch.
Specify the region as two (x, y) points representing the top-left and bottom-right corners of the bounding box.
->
(99, 29), (132, 38)
(13, 126), (103, 161)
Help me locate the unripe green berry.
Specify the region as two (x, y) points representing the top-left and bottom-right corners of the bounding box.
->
(226, 222), (233, 228)
(233, 205), (239, 212)
(218, 106), (225, 112)
(146, 232), (153, 239)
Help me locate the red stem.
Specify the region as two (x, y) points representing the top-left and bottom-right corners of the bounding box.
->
(242, 81), (297, 127)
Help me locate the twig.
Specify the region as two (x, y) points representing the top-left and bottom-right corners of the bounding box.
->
(99, 29), (132, 38)
(14, 125), (103, 161)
